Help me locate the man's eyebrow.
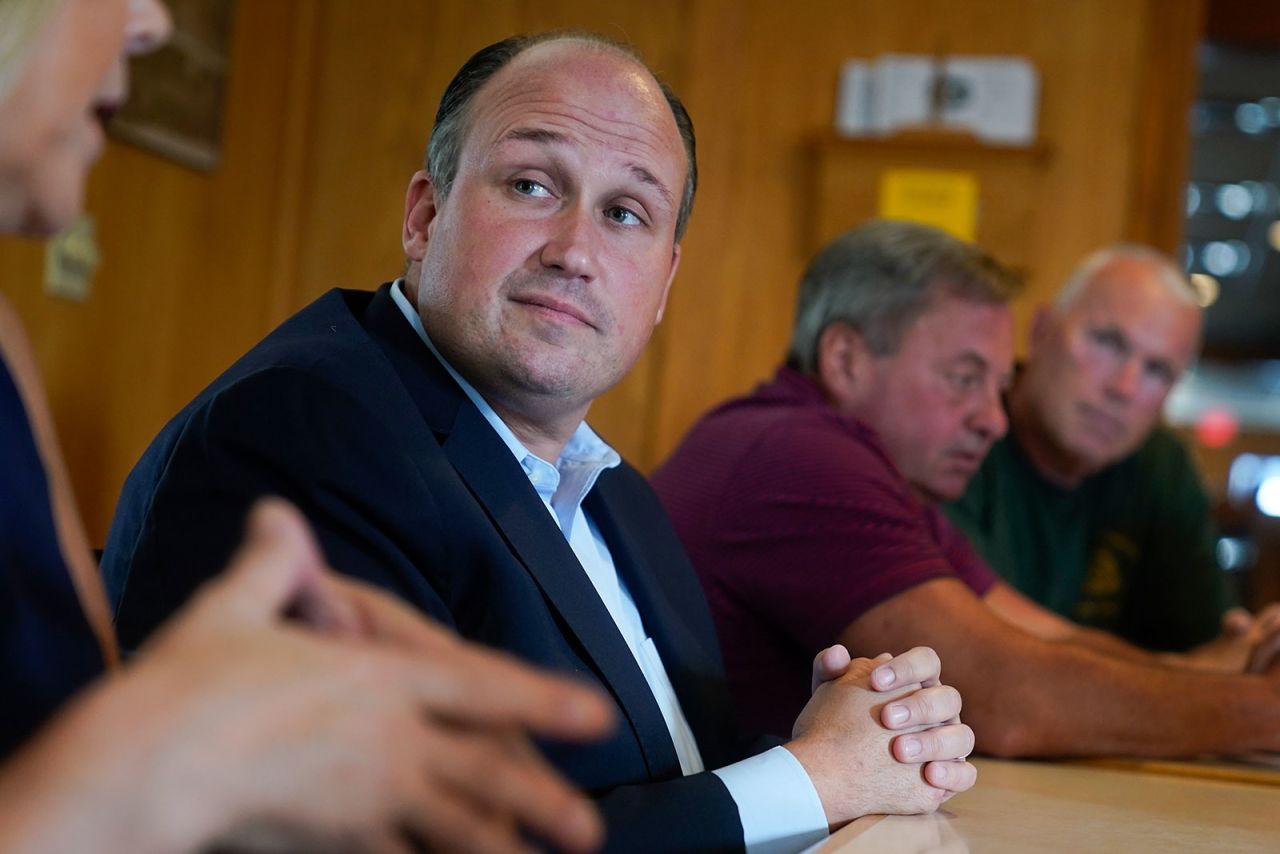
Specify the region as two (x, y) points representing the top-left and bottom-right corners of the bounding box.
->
(628, 164), (675, 211)
(499, 127), (676, 211)
(503, 127), (565, 146)
(953, 350), (1013, 387)
(952, 351), (989, 370)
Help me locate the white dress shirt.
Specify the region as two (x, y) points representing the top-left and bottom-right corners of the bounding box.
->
(392, 280), (827, 852)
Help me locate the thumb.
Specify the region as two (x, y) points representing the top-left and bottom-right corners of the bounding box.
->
(211, 498), (330, 624)
(811, 644), (853, 693)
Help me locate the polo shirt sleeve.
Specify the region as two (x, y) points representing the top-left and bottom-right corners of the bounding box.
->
(930, 506), (999, 597)
(716, 413), (985, 656)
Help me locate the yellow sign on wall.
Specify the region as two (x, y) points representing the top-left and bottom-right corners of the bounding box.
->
(877, 169), (979, 241)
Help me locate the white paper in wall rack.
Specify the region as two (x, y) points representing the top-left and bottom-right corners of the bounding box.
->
(836, 54), (1039, 146)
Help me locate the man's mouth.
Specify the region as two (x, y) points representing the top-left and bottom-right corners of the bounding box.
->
(511, 294), (595, 329)
(947, 449), (985, 470)
(1077, 403), (1125, 440)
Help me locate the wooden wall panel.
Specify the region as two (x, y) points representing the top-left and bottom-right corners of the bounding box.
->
(0, 0), (1202, 545)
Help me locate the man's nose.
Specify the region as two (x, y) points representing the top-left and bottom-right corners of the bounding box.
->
(969, 383), (1008, 441)
(1106, 357), (1142, 402)
(539, 205), (597, 282)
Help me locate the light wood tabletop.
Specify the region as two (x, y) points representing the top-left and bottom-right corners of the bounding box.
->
(809, 758), (1280, 853)
(1067, 754), (1280, 788)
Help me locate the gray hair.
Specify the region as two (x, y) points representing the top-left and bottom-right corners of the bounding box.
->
(424, 30), (697, 240)
(1055, 243), (1198, 310)
(786, 219), (1020, 374)
(0, 0), (60, 103)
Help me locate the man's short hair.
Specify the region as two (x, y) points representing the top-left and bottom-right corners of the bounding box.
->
(425, 30), (698, 241)
(1055, 243), (1199, 310)
(786, 219), (1020, 373)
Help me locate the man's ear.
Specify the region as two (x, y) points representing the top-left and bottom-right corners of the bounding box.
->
(654, 243), (681, 324)
(816, 322), (871, 411)
(403, 170), (439, 262)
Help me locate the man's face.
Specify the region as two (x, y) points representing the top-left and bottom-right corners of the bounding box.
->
(844, 295), (1014, 504)
(0, 0), (171, 235)
(1021, 258), (1202, 475)
(404, 40), (685, 424)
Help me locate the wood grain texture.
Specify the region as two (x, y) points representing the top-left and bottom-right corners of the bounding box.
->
(817, 758), (1280, 852)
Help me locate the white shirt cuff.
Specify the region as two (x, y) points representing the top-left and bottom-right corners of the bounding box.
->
(712, 745), (829, 854)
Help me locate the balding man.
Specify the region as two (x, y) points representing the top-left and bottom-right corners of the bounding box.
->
(946, 246), (1274, 663)
(104, 32), (974, 852)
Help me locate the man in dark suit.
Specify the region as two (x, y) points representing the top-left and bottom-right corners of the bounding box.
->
(104, 32), (976, 852)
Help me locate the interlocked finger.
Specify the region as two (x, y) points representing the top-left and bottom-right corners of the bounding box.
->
(923, 759), (978, 795)
(871, 646), (941, 690)
(891, 722), (975, 764)
(1247, 627), (1280, 675)
(881, 684), (962, 730)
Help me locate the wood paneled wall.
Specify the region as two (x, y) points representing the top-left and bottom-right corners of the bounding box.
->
(0, 0), (1202, 544)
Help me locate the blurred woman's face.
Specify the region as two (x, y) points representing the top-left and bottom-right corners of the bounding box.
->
(0, 0), (171, 235)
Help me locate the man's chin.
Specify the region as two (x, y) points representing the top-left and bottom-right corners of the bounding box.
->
(1060, 433), (1130, 475)
(912, 477), (969, 506)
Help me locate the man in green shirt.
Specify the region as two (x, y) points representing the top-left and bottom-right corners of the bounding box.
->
(946, 244), (1263, 658)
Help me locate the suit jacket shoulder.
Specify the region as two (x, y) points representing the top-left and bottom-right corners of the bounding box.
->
(103, 283), (750, 852)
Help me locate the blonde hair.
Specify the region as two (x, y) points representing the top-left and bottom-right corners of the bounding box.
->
(0, 0), (61, 103)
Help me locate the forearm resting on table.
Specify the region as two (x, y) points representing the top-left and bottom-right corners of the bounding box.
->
(842, 579), (1280, 759)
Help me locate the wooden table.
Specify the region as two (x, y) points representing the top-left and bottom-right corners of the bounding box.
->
(1069, 754), (1280, 788)
(810, 758), (1280, 852)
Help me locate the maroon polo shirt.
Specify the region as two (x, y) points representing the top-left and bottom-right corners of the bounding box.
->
(652, 366), (996, 737)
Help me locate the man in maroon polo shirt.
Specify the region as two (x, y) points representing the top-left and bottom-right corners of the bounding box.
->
(653, 219), (1280, 758)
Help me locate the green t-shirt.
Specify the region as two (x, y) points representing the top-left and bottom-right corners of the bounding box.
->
(944, 425), (1229, 651)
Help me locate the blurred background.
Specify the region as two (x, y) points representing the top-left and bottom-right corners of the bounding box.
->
(1, 0), (1276, 609)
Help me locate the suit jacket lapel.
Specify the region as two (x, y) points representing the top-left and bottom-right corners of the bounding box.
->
(361, 285), (682, 778)
(586, 477), (738, 766)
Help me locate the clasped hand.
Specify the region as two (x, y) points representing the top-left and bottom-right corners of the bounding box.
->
(787, 645), (975, 828)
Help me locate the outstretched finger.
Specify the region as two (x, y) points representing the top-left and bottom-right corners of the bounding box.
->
(401, 773), (538, 854)
(426, 726), (603, 854)
(319, 576), (615, 741)
(412, 645), (614, 742)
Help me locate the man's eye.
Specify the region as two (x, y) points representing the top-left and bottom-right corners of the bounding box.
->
(604, 206), (644, 226)
(947, 373), (981, 392)
(1089, 329), (1126, 354)
(1144, 362), (1176, 386)
(512, 179), (550, 197)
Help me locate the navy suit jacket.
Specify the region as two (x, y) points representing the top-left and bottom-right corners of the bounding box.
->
(104, 284), (760, 852)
